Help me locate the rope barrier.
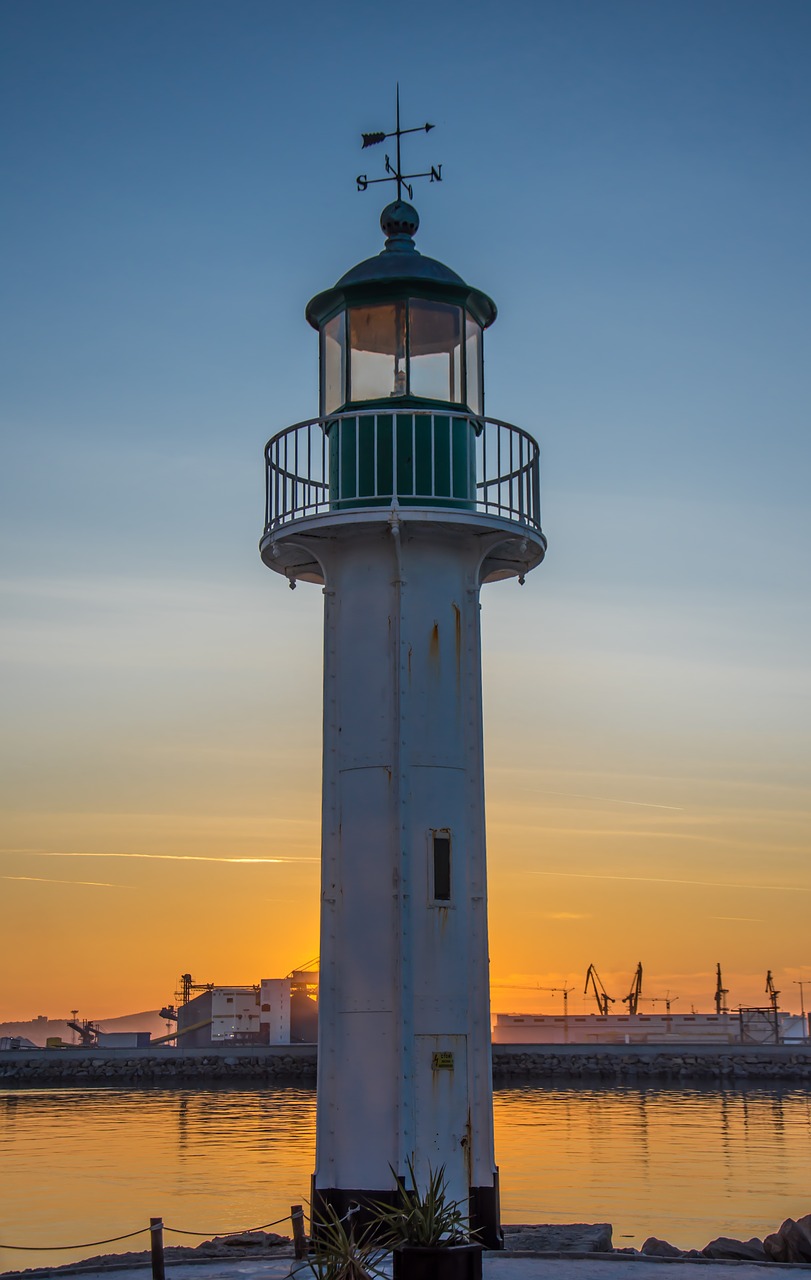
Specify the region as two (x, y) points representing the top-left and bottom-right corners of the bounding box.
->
(164, 1213), (292, 1237)
(0, 1212), (292, 1252)
(0, 1228), (150, 1252)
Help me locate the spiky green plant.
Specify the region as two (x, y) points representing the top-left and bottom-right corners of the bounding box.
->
(303, 1204), (388, 1280)
(371, 1159), (473, 1248)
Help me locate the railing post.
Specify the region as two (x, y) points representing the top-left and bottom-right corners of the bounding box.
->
(337, 417), (343, 504)
(411, 414), (416, 495)
(149, 1217), (165, 1280)
(294, 428), (300, 518)
(478, 430), (484, 510)
(291, 1204), (307, 1260)
(529, 445), (537, 524)
(273, 440), (279, 527)
(322, 421), (327, 513)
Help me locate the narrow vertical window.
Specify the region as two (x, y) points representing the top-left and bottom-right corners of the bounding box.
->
(322, 312), (346, 414)
(464, 314), (482, 415)
(432, 832), (451, 902)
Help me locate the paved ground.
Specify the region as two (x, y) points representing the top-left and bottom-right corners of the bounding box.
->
(5, 1255), (811, 1280)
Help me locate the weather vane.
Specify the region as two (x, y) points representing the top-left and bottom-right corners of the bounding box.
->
(356, 84), (442, 201)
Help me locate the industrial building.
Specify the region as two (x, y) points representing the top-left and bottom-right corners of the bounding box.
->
(492, 1011), (809, 1045)
(175, 972), (318, 1047)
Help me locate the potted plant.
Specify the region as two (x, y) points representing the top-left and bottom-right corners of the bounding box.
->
(303, 1204), (388, 1280)
(371, 1160), (483, 1280)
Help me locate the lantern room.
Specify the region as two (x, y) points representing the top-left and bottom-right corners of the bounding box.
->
(304, 200), (497, 509)
(306, 202), (495, 416)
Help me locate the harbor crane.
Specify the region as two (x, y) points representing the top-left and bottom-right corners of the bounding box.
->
(539, 985), (576, 1014)
(765, 970), (780, 1014)
(714, 963), (729, 1015)
(584, 964), (615, 1016)
(622, 963), (643, 1015)
(647, 992), (679, 1014)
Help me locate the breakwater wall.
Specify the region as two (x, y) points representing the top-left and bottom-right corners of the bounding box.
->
(492, 1042), (811, 1083)
(0, 1044), (317, 1087)
(1, 1042), (809, 1087)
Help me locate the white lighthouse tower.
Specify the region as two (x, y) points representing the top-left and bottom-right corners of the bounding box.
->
(260, 149), (545, 1246)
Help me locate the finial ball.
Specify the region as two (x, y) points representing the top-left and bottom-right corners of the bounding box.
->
(380, 200), (419, 239)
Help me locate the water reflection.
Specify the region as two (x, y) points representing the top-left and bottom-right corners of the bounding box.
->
(1, 1082), (809, 1271)
(493, 1082), (811, 1248)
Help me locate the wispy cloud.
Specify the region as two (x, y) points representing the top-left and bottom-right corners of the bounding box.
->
(0, 849), (318, 864)
(491, 820), (809, 858)
(537, 790), (685, 811)
(543, 911), (591, 920)
(2, 875), (129, 889)
(709, 915), (764, 923)
(531, 869), (810, 893)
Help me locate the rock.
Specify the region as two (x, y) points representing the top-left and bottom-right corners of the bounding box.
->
(221, 1231), (280, 1249)
(502, 1223), (613, 1253)
(764, 1215), (811, 1263)
(702, 1236), (767, 1261)
(640, 1237), (683, 1257)
(764, 1228), (789, 1261)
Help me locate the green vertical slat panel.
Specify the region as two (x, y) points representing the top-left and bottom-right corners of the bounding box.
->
(341, 417), (357, 503)
(358, 415), (376, 498)
(327, 421), (339, 509)
(412, 415), (433, 498)
(432, 415), (451, 498)
(376, 414), (394, 498)
(451, 417), (476, 503)
(396, 414), (414, 497)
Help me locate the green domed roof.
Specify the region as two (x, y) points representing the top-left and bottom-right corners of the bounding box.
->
(306, 201), (497, 330)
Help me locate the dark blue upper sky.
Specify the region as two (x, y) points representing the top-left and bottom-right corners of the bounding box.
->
(1, 0), (809, 1012)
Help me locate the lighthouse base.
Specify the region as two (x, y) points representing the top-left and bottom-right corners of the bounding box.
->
(312, 1175), (503, 1250)
(470, 1179), (503, 1250)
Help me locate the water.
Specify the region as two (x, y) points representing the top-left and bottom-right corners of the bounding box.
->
(1, 1083), (810, 1271)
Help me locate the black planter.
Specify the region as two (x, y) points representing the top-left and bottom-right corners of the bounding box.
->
(392, 1243), (483, 1280)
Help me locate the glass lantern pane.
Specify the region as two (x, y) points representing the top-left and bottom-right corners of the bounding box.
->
(348, 303), (406, 402)
(323, 312), (346, 414)
(465, 314), (482, 415)
(408, 300), (462, 402)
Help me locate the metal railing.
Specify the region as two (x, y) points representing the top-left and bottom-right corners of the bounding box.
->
(263, 411), (541, 534)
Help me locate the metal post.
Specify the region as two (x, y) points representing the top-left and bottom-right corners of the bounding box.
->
(291, 1204), (307, 1260)
(149, 1218), (165, 1280)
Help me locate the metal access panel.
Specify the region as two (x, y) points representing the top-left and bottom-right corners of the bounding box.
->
(329, 1011), (398, 1188)
(413, 1034), (469, 1205)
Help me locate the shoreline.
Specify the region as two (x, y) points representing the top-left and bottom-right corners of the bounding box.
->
(1, 1043), (809, 1088)
(4, 1220), (811, 1280)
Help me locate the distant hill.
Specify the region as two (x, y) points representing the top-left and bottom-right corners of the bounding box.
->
(0, 1010), (170, 1046)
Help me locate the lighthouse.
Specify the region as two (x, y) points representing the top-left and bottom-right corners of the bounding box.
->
(260, 121), (545, 1248)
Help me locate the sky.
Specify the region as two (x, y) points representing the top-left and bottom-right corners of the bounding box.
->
(1, 0), (809, 1022)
